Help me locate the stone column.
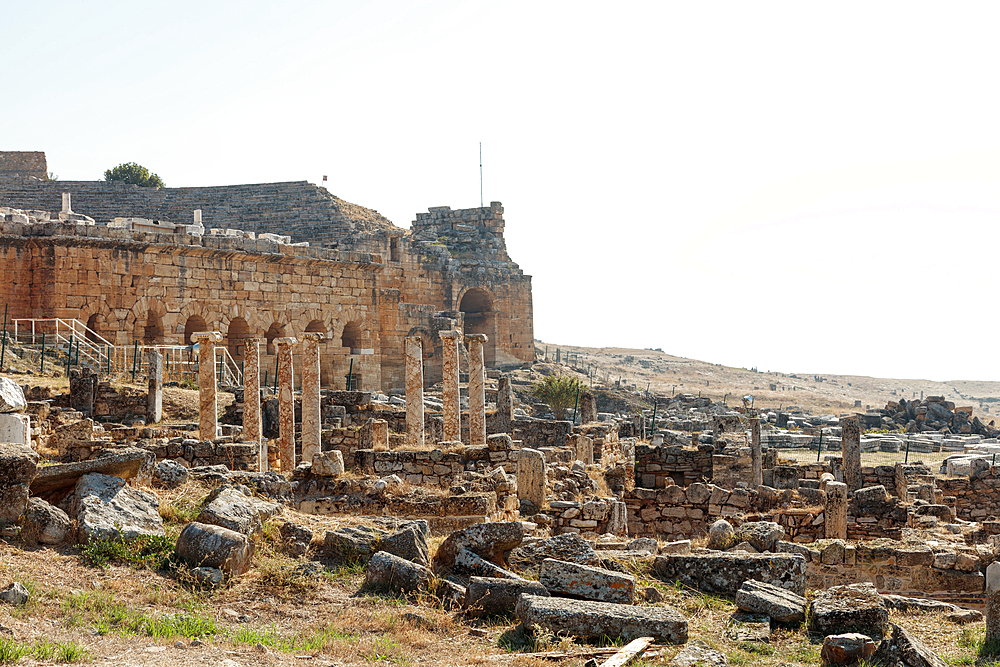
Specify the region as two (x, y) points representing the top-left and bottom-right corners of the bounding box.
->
(146, 348), (163, 424)
(275, 337), (298, 473)
(580, 391), (597, 424)
(404, 335), (424, 449)
(243, 337), (265, 472)
(496, 373), (514, 436)
(467, 333), (488, 446)
(517, 447), (546, 511)
(301, 332), (325, 464)
(572, 434), (594, 465)
(191, 332), (223, 441)
(825, 481), (848, 540)
(987, 562), (1000, 642)
(439, 330), (462, 442)
(841, 415), (862, 491)
(751, 417), (762, 488)
(372, 418), (389, 451)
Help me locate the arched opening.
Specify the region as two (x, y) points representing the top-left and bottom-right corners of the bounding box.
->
(341, 321), (363, 351)
(143, 312), (164, 345)
(304, 320), (329, 384)
(183, 315), (208, 346)
(265, 322), (287, 356)
(85, 314), (104, 344)
(305, 320), (326, 334)
(227, 317), (252, 362)
(459, 288), (496, 367)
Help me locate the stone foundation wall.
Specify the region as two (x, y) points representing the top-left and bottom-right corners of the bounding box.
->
(143, 437), (258, 469)
(937, 469), (1000, 521)
(633, 444), (715, 488)
(624, 483), (752, 539)
(355, 434), (519, 485)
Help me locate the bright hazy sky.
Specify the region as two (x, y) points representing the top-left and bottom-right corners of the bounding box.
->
(6, 2), (1000, 382)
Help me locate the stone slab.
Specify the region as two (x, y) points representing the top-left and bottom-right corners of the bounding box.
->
(514, 594), (687, 643)
(735, 579), (807, 624)
(30, 447), (154, 496)
(539, 558), (635, 604)
(653, 552), (806, 596)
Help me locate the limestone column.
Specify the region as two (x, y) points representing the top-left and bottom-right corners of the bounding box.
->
(243, 337), (265, 472)
(517, 447), (546, 510)
(987, 562), (1000, 642)
(439, 330), (462, 442)
(275, 336), (298, 472)
(146, 348), (163, 424)
(580, 391), (597, 424)
(825, 481), (848, 540)
(372, 418), (389, 451)
(496, 373), (514, 436)
(191, 332), (223, 441)
(301, 332), (325, 464)
(467, 333), (488, 446)
(751, 417), (762, 487)
(405, 335), (424, 449)
(841, 414), (862, 491)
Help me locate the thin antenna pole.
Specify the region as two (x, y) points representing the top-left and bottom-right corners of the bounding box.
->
(479, 142), (483, 208)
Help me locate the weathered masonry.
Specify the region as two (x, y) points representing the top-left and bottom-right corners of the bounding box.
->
(0, 152), (534, 392)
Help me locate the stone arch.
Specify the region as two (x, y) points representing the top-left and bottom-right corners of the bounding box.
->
(341, 321), (363, 351)
(458, 287), (496, 367)
(304, 319), (327, 334)
(183, 315), (208, 346)
(265, 320), (290, 356)
(405, 327), (435, 360)
(128, 298), (169, 344)
(226, 317), (252, 362)
(79, 300), (114, 344)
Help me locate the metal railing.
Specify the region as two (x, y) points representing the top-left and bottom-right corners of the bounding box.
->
(118, 344), (243, 387)
(10, 318), (115, 374)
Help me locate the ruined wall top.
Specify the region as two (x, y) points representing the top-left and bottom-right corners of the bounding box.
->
(0, 152), (47, 180)
(409, 202), (509, 262)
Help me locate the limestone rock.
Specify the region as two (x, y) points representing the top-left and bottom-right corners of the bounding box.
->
(464, 576), (548, 617)
(871, 623), (946, 667)
(947, 609), (983, 624)
(0, 378), (27, 413)
(810, 583), (889, 639)
(279, 522), (313, 557)
(72, 473), (165, 544)
(20, 497), (71, 545)
(433, 521), (523, 569)
(821, 633), (877, 665)
(196, 485), (283, 536)
(653, 552), (807, 595)
(539, 558), (635, 604)
(30, 447), (154, 496)
(514, 594), (687, 643)
(378, 521), (429, 567)
(670, 641), (728, 666)
(626, 537), (658, 554)
(0, 444), (38, 525)
(734, 521), (784, 553)
(325, 521), (428, 564)
(153, 460), (189, 488)
(707, 519), (735, 550)
(175, 521), (255, 576)
(311, 450), (344, 477)
(734, 579), (807, 624)
(508, 532), (603, 571)
(455, 547), (523, 579)
(190, 567), (224, 588)
(365, 550), (432, 594)
(0, 582), (29, 606)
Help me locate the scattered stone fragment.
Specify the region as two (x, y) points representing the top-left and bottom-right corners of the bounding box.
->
(507, 532), (603, 571)
(189, 567), (225, 588)
(378, 522), (429, 567)
(325, 524), (388, 560)
(455, 547), (523, 579)
(653, 552), (806, 595)
(365, 550), (432, 594)
(433, 521), (523, 569)
(279, 522), (313, 557)
(196, 485), (282, 536)
(175, 521), (255, 577)
(0, 443), (38, 525)
(20, 497), (71, 545)
(311, 451), (344, 477)
(464, 576), (548, 617)
(153, 460), (189, 488)
(72, 472), (165, 544)
(735, 580), (807, 624)
(514, 594), (687, 643)
(0, 377), (27, 413)
(821, 633), (877, 665)
(728, 542), (758, 554)
(626, 538), (658, 554)
(539, 558), (635, 604)
(947, 609), (983, 624)
(643, 586), (664, 603)
(0, 582), (28, 606)
(810, 583), (889, 639)
(734, 521), (784, 553)
(707, 519), (735, 550)
(669, 640), (728, 666)
(660, 540), (691, 555)
(727, 611), (770, 643)
(30, 447), (154, 495)
(871, 623), (946, 667)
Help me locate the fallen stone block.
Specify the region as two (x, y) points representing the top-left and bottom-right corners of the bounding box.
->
(734, 521), (784, 553)
(464, 576), (548, 617)
(190, 567), (224, 588)
(153, 460), (189, 488)
(196, 485), (283, 536)
(660, 540), (691, 555)
(30, 447), (154, 496)
(433, 521), (523, 569)
(365, 550), (432, 594)
(727, 611), (770, 643)
(0, 443), (38, 525)
(0, 377), (27, 413)
(378, 522), (429, 567)
(0, 582), (28, 606)
(279, 522), (313, 557)
(670, 642), (727, 666)
(539, 558), (635, 604)
(653, 552), (806, 595)
(707, 519), (735, 550)
(515, 594), (687, 643)
(72, 473), (165, 544)
(821, 633), (877, 665)
(810, 583), (889, 639)
(175, 521), (255, 576)
(325, 521), (429, 565)
(947, 609), (983, 624)
(735, 580), (807, 624)
(0, 413), (30, 446)
(455, 547), (523, 579)
(872, 623), (946, 667)
(20, 497), (70, 545)
(311, 450), (344, 477)
(507, 532), (603, 571)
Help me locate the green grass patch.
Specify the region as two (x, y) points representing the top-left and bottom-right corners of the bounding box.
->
(0, 638), (90, 664)
(80, 534), (175, 570)
(62, 589), (217, 640)
(230, 623), (359, 653)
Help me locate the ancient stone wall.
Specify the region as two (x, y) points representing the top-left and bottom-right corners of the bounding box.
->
(0, 153), (46, 180)
(633, 443), (715, 488)
(937, 470), (1000, 521)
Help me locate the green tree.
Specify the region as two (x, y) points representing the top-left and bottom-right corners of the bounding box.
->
(103, 162), (165, 188)
(532, 374), (586, 421)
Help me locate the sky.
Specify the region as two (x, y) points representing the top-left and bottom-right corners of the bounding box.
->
(5, 1), (1000, 382)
